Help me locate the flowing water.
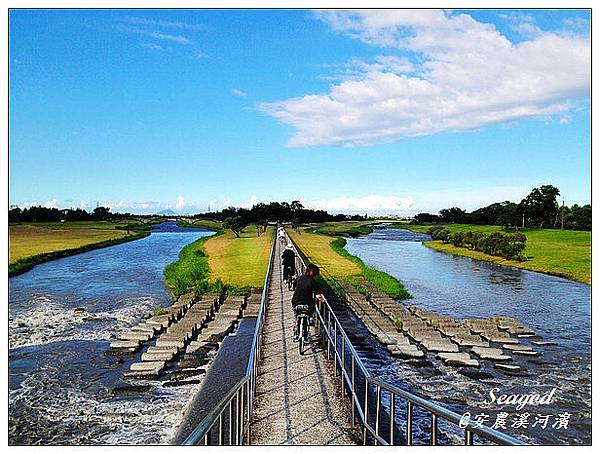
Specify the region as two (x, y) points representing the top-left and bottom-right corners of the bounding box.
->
(9, 222), (212, 445)
(344, 228), (591, 445)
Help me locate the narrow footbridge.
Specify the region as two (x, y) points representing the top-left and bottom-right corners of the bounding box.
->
(182, 228), (525, 446)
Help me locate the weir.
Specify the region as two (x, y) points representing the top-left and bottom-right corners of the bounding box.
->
(181, 227), (526, 446)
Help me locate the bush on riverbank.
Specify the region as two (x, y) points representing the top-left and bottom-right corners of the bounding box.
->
(427, 226), (527, 261)
(330, 238), (411, 300)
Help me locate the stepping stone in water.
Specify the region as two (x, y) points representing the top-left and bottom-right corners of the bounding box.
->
(147, 346), (179, 354)
(471, 347), (512, 361)
(141, 351), (176, 362)
(437, 352), (479, 368)
(512, 350), (541, 356)
(494, 363), (524, 373)
(121, 332), (152, 342)
(124, 361), (166, 379)
(503, 344), (534, 352)
(130, 361), (166, 372)
(531, 341), (558, 347)
(155, 339), (185, 349)
(109, 340), (140, 349)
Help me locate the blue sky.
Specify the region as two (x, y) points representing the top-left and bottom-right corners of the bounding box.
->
(9, 9), (590, 214)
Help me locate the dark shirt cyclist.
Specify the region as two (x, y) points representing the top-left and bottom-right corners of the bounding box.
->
(281, 245), (296, 283)
(291, 263), (324, 341)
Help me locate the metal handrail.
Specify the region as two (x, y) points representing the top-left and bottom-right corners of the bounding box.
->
(182, 225), (278, 445)
(285, 230), (526, 446)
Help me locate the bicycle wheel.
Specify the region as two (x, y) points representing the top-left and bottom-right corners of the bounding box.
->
(298, 317), (305, 355)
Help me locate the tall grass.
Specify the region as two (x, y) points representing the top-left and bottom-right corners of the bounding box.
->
(163, 233), (249, 298)
(330, 237), (411, 300)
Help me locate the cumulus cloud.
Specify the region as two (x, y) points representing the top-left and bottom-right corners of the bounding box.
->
(260, 10), (590, 147)
(44, 199), (58, 209)
(79, 200), (88, 210)
(175, 195), (186, 211)
(231, 88), (248, 97)
(308, 194), (414, 213)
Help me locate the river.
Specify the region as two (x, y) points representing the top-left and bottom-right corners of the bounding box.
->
(344, 227), (591, 445)
(9, 222), (213, 445)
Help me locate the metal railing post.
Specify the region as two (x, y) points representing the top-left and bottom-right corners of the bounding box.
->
(431, 413), (438, 446)
(390, 392), (395, 446)
(406, 401), (413, 446)
(375, 385), (381, 445)
(465, 429), (473, 446)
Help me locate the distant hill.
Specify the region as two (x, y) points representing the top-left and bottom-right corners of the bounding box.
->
(157, 209), (177, 216)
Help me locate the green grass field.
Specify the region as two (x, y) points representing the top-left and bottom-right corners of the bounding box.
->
(9, 222), (143, 264)
(204, 225), (274, 287)
(9, 222), (150, 276)
(177, 218), (224, 232)
(288, 227), (411, 299)
(308, 219), (408, 237)
(407, 224), (591, 284)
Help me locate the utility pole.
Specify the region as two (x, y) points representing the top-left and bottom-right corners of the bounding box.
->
(561, 199), (565, 230)
(522, 212), (525, 229)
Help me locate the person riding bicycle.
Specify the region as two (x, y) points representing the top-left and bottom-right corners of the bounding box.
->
(291, 263), (324, 342)
(281, 244), (296, 287)
(277, 226), (286, 246)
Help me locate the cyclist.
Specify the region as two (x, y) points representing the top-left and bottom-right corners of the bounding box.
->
(291, 263), (325, 342)
(281, 244), (296, 289)
(277, 226), (286, 246)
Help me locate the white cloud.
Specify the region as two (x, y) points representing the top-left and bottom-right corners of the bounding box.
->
(79, 200), (88, 210)
(125, 17), (204, 31)
(19, 201), (39, 209)
(308, 194), (414, 213)
(231, 88), (248, 97)
(149, 31), (192, 45)
(260, 10), (590, 147)
(44, 198), (58, 209)
(175, 195), (186, 211)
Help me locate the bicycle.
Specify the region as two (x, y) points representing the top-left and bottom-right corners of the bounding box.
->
(283, 265), (295, 291)
(294, 304), (311, 355)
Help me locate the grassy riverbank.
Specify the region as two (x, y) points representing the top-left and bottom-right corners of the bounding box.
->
(164, 224), (274, 297)
(176, 218), (224, 232)
(9, 222), (153, 276)
(288, 228), (411, 299)
(308, 219), (408, 237)
(407, 224), (591, 284)
(205, 225), (274, 287)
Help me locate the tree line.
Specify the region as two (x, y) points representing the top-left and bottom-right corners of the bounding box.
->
(428, 226), (528, 261)
(8, 205), (132, 223)
(412, 185), (591, 231)
(194, 201), (366, 237)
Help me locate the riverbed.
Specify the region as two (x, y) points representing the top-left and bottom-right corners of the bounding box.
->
(9, 222), (213, 445)
(344, 228), (591, 445)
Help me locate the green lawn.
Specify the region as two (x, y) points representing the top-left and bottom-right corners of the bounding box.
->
(407, 224), (591, 284)
(308, 219), (408, 237)
(9, 222), (147, 264)
(288, 227), (411, 299)
(177, 218), (224, 232)
(204, 225), (274, 287)
(9, 222), (150, 276)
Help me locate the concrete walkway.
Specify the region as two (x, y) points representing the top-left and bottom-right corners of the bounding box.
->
(250, 239), (358, 445)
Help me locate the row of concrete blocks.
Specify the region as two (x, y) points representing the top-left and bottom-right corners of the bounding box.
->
(341, 287), (425, 360)
(123, 295), (223, 379)
(348, 283), (491, 367)
(107, 292), (210, 354)
(408, 307), (540, 369)
(125, 297), (244, 379)
(351, 281), (539, 371)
